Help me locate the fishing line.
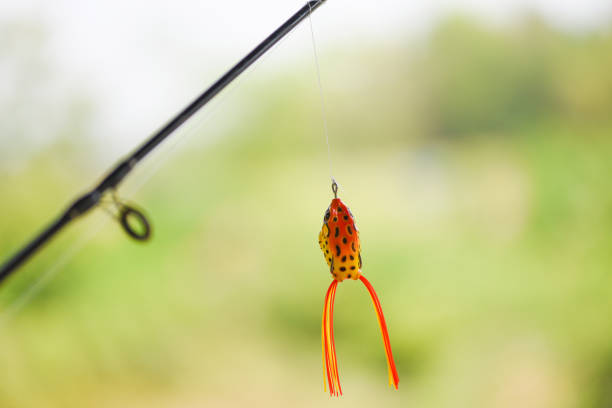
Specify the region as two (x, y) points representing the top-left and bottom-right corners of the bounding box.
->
(0, 12), (306, 323)
(0, 217), (110, 327)
(308, 2), (335, 185)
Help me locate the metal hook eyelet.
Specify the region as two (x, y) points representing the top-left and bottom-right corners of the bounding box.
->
(331, 179), (338, 199)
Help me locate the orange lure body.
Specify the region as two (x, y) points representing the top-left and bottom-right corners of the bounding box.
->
(318, 196), (399, 396)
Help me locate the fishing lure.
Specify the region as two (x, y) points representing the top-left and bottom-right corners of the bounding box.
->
(318, 182), (399, 396)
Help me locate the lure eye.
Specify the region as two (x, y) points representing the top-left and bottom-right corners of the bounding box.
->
(324, 208), (331, 222)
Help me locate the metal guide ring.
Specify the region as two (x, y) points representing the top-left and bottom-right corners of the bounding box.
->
(118, 205), (151, 241)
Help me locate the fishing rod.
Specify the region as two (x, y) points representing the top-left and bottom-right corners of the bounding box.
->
(0, 0), (328, 286)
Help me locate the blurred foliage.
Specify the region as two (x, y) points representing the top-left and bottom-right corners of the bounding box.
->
(1, 14), (612, 408)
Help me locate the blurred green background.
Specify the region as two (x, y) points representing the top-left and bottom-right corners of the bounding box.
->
(2, 7), (612, 408)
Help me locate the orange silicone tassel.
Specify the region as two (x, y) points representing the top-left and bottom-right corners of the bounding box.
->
(360, 275), (399, 389)
(322, 280), (342, 396)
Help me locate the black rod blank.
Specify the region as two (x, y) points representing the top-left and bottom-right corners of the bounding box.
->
(0, 0), (327, 285)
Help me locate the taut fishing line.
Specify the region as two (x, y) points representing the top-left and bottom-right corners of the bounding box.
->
(0, 218), (109, 326)
(0, 1), (324, 324)
(308, 3), (335, 185)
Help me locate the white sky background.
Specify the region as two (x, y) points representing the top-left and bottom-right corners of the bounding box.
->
(1, 0), (611, 161)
